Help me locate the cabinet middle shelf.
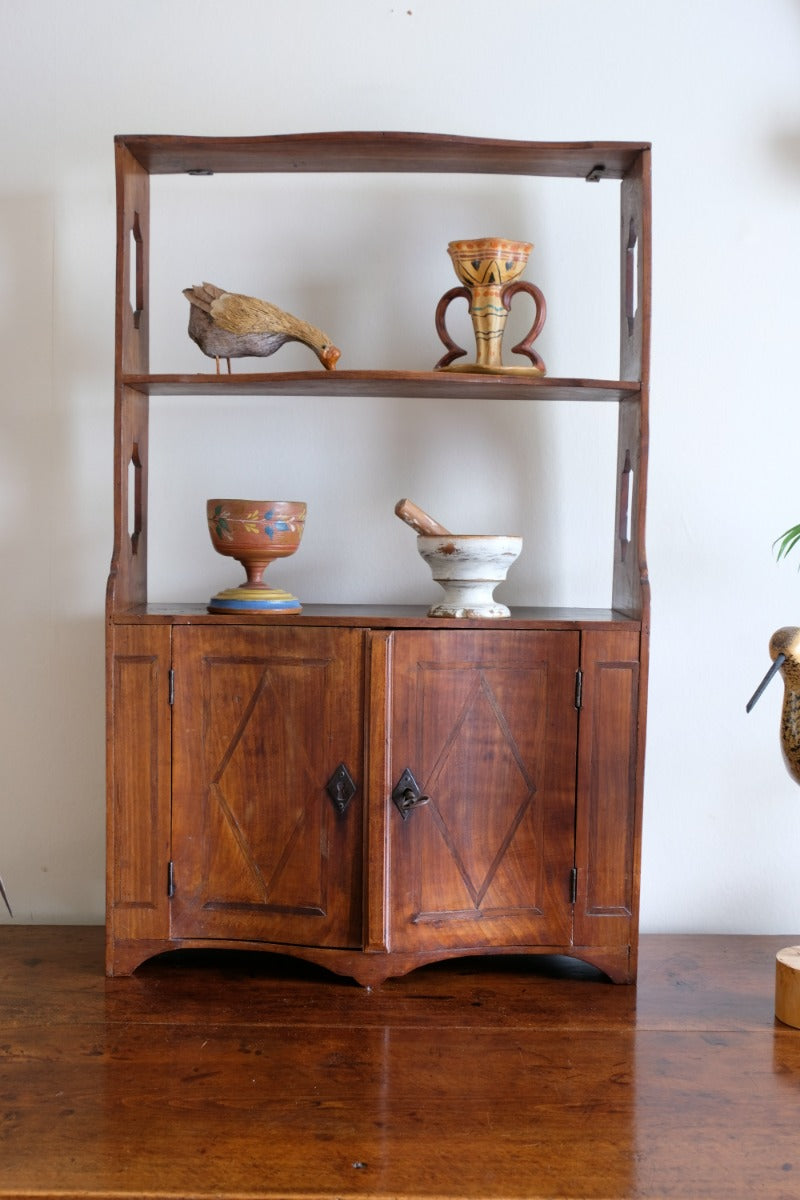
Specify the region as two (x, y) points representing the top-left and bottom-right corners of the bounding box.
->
(121, 371), (641, 403)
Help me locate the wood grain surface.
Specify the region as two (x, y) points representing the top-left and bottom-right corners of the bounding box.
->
(116, 132), (649, 179)
(1, 928), (798, 1198)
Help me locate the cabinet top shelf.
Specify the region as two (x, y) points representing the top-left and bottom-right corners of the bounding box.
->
(116, 131), (650, 179)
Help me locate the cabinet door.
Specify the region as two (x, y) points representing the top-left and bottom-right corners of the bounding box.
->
(386, 630), (579, 952)
(170, 626), (363, 948)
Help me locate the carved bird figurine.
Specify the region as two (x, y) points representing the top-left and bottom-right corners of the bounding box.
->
(183, 282), (341, 374)
(747, 626), (800, 785)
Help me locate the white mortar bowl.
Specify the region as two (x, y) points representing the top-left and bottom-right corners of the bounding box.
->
(417, 534), (523, 618)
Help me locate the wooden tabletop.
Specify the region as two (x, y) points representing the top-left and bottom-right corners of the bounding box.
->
(0, 927), (798, 1198)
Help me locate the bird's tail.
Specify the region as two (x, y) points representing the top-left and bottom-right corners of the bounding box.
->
(182, 281), (225, 313)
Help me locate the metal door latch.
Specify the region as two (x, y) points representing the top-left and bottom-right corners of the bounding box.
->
(392, 768), (431, 821)
(326, 763), (357, 815)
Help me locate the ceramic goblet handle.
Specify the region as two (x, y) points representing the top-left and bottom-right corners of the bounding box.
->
(434, 285), (471, 369)
(503, 281), (547, 372)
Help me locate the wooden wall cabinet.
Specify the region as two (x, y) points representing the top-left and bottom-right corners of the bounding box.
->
(106, 133), (650, 984)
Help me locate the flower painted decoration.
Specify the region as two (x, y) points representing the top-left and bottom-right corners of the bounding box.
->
(211, 504), (233, 541)
(263, 508), (294, 539)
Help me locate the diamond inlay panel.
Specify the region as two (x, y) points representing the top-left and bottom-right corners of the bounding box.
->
(419, 667), (542, 911)
(205, 657), (327, 913)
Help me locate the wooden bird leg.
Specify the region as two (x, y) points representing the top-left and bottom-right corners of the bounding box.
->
(226, 358), (232, 373)
(215, 356), (221, 375)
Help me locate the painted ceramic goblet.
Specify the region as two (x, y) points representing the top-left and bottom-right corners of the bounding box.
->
(435, 236), (547, 375)
(206, 499), (306, 613)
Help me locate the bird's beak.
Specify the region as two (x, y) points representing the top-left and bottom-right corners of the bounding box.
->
(321, 345), (341, 371)
(746, 653), (786, 713)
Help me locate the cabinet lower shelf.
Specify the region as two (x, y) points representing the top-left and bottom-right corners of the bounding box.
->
(111, 603), (643, 629)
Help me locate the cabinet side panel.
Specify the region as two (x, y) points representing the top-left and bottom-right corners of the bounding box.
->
(620, 148), (651, 386)
(574, 630), (641, 951)
(106, 625), (171, 971)
(107, 386), (149, 615)
(115, 142), (150, 378)
(612, 397), (648, 619)
(614, 151), (650, 621)
(109, 138), (150, 617)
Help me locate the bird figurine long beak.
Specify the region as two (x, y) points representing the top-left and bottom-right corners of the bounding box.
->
(0, 873), (11, 918)
(184, 282), (341, 374)
(747, 626), (800, 785)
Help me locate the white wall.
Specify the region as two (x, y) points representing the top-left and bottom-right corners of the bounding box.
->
(1, 0), (800, 932)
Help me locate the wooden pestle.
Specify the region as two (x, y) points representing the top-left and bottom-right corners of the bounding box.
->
(394, 498), (451, 537)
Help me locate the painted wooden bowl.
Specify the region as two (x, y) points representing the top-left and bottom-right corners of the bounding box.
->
(206, 499), (306, 613)
(417, 534), (523, 618)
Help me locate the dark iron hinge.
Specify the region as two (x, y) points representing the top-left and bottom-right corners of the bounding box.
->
(167, 861), (175, 898)
(575, 669), (583, 709)
(168, 668), (174, 706)
(570, 867), (578, 904)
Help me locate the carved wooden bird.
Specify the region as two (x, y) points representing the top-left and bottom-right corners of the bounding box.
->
(183, 282), (341, 374)
(747, 626), (800, 785)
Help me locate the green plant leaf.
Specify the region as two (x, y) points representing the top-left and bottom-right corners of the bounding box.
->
(774, 524), (800, 563)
